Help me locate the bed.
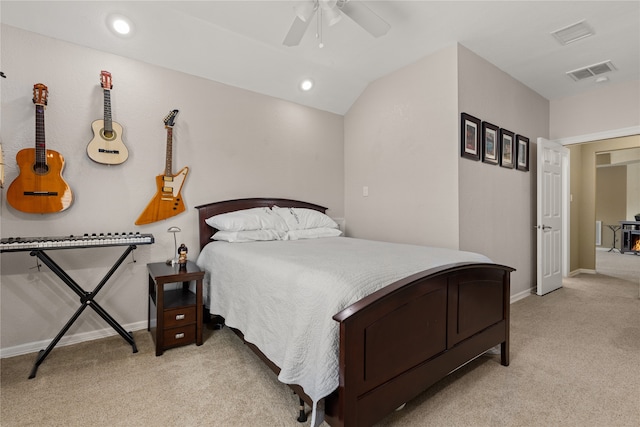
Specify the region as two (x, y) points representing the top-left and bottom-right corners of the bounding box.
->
(195, 198), (514, 427)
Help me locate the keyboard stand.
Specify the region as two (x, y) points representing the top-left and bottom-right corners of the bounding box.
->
(27, 245), (139, 379)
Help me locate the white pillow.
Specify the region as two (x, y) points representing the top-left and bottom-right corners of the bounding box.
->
(205, 207), (287, 232)
(285, 228), (343, 240)
(273, 206), (338, 231)
(212, 229), (285, 243)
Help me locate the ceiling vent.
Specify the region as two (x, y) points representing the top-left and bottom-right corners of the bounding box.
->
(566, 60), (616, 81)
(551, 20), (594, 45)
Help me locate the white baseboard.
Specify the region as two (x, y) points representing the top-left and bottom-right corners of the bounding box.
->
(0, 321), (148, 359)
(0, 284), (563, 358)
(510, 288), (533, 303)
(569, 268), (597, 276)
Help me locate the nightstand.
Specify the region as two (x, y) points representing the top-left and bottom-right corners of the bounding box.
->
(147, 261), (204, 356)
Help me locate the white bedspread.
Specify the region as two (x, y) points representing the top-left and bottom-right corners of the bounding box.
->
(196, 237), (491, 424)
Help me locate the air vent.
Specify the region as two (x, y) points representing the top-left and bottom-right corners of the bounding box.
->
(567, 60), (616, 81)
(551, 21), (594, 45)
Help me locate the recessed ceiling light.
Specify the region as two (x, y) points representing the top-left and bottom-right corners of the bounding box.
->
(113, 19), (130, 35)
(300, 79), (314, 91)
(107, 14), (134, 37)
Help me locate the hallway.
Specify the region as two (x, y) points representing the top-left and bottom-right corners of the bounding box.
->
(596, 248), (640, 284)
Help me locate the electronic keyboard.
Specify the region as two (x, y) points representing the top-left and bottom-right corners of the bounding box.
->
(0, 232), (154, 252)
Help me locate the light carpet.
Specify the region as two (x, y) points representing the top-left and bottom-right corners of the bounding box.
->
(1, 267), (638, 426)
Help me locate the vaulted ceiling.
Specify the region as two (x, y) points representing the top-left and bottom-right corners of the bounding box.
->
(2, 1), (638, 115)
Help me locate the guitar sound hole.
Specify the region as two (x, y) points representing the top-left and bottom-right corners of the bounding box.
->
(33, 163), (49, 175)
(101, 129), (116, 141)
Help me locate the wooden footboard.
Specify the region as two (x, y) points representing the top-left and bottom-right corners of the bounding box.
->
(325, 262), (513, 427)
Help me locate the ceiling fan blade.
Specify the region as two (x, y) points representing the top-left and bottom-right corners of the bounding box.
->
(283, 15), (313, 46)
(340, 1), (390, 37)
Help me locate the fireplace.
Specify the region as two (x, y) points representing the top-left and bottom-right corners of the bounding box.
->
(620, 221), (640, 254)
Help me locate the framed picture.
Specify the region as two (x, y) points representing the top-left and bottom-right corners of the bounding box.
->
(482, 122), (499, 165)
(499, 128), (515, 169)
(460, 113), (481, 161)
(516, 135), (530, 171)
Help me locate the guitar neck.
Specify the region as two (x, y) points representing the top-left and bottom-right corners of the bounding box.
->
(35, 104), (47, 168)
(103, 89), (113, 133)
(164, 127), (173, 177)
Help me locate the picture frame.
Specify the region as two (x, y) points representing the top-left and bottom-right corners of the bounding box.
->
(516, 135), (530, 171)
(481, 121), (500, 165)
(499, 128), (515, 169)
(460, 113), (481, 161)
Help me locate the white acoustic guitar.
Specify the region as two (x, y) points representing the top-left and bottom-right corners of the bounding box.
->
(87, 70), (129, 165)
(135, 110), (189, 225)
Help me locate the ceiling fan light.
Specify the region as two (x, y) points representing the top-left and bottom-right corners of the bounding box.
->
(320, 0), (338, 9)
(295, 1), (317, 22)
(324, 7), (342, 26)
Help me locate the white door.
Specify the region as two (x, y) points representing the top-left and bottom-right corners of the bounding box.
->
(536, 138), (568, 295)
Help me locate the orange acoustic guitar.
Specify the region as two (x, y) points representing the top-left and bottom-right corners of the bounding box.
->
(135, 110), (188, 225)
(7, 84), (73, 213)
(87, 70), (128, 164)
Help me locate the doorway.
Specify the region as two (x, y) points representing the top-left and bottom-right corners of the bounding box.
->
(595, 146), (640, 282)
(565, 134), (640, 277)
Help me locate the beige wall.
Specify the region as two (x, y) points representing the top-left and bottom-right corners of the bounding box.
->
(345, 44), (548, 299)
(344, 46), (459, 248)
(569, 144), (584, 271)
(627, 162), (640, 220)
(550, 80), (640, 140)
(596, 166), (627, 248)
(457, 46), (549, 299)
(568, 135), (640, 273)
(0, 25), (344, 354)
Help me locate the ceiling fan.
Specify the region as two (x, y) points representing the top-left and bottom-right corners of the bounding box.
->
(283, 0), (391, 47)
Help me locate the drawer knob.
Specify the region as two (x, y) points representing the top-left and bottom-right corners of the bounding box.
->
(175, 332), (185, 339)
(175, 314), (185, 320)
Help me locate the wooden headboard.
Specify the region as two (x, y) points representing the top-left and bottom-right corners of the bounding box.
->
(195, 198), (328, 251)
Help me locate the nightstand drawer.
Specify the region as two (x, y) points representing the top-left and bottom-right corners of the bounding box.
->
(163, 325), (196, 348)
(163, 306), (196, 328)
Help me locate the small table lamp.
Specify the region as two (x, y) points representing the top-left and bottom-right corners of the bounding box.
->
(167, 226), (181, 265)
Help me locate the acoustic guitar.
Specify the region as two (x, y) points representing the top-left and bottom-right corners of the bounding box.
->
(7, 84), (73, 213)
(135, 110), (189, 225)
(86, 70), (128, 164)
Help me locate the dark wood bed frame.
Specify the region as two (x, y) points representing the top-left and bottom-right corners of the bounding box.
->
(196, 198), (514, 427)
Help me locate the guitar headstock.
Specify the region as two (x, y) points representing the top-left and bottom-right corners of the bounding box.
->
(164, 109), (179, 128)
(32, 83), (48, 106)
(100, 70), (113, 90)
